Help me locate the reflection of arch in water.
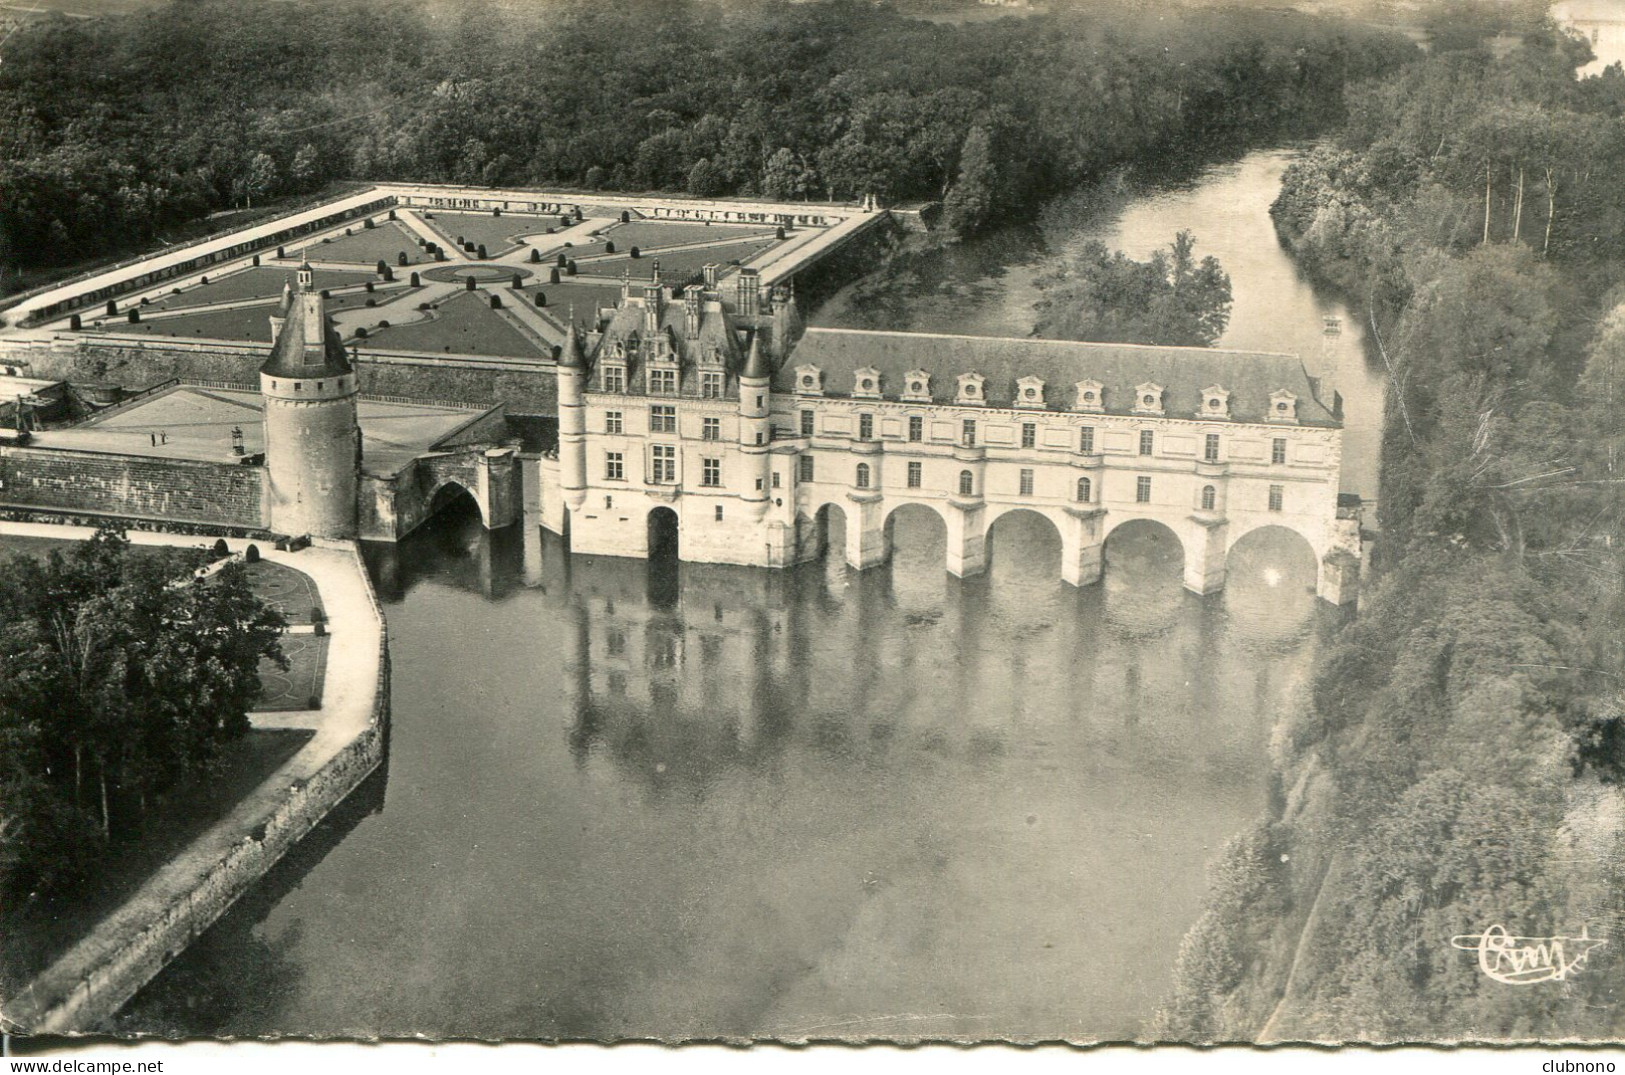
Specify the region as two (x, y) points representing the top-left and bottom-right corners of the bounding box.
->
(806, 501), (846, 561)
(1101, 517), (1186, 638)
(1221, 524), (1319, 653)
(645, 506), (680, 609)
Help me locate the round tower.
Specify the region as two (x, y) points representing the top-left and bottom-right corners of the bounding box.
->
(260, 260), (361, 539)
(739, 334), (773, 515)
(557, 321), (588, 512)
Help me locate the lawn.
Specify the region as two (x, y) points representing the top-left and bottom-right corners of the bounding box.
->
(150, 266), (373, 311)
(578, 239), (777, 282)
(520, 280), (627, 320)
(602, 220), (781, 249)
(414, 210), (544, 257)
(254, 632), (330, 712)
(359, 290), (549, 359)
(292, 220), (431, 266)
(88, 302), (282, 343)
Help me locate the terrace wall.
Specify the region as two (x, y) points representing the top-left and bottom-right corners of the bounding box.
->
(0, 445), (268, 529)
(0, 337), (561, 413)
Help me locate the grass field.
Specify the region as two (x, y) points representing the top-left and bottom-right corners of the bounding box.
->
(254, 633), (330, 712)
(293, 221), (431, 266)
(415, 210), (539, 257)
(520, 280), (627, 319)
(150, 266), (372, 311)
(579, 239), (776, 282)
(359, 290), (548, 358)
(88, 303), (280, 343)
(603, 220), (781, 249)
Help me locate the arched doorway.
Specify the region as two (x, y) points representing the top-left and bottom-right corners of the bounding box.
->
(647, 506), (680, 561)
(1223, 525), (1319, 652)
(424, 481), (483, 527)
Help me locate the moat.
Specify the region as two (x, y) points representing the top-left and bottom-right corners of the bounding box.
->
(118, 147), (1383, 1040)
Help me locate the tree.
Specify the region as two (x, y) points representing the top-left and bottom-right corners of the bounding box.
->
(289, 143), (320, 190)
(1034, 231), (1232, 347)
(686, 157), (725, 198)
(242, 151), (277, 209)
(761, 148), (811, 201)
(942, 125), (997, 239)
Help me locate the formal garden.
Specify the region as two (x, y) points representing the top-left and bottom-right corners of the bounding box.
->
(356, 290), (548, 359)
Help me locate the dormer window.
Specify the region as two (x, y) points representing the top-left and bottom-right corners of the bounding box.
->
(1132, 382), (1165, 416)
(794, 364), (823, 395)
(1015, 376), (1046, 409)
(902, 368), (931, 402)
(957, 372), (986, 406)
(1200, 386), (1231, 419)
(1074, 380), (1104, 413)
(854, 366), (882, 399)
(1269, 390), (1299, 424)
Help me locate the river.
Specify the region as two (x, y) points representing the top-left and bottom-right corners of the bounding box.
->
(117, 146), (1382, 1042)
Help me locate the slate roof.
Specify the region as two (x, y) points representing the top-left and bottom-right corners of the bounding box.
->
(260, 283), (353, 380)
(776, 328), (1338, 426)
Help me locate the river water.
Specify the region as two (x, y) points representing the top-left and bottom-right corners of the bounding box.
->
(119, 147), (1381, 1042)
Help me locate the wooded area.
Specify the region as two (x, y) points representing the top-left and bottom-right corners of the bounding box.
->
(1157, 20), (1625, 1040)
(0, 0), (1412, 287)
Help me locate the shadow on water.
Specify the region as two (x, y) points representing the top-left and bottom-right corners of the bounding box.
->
(362, 490), (524, 604)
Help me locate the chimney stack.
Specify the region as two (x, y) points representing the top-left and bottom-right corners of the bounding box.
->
(737, 268), (761, 317)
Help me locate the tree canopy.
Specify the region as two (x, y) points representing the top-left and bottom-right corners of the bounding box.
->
(1034, 231), (1233, 347)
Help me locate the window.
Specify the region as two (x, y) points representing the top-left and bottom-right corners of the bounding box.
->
(1201, 485), (1216, 511)
(959, 470), (974, 496)
(1079, 426), (1095, 454)
(605, 411), (623, 435)
(755, 477), (764, 490)
(1268, 484), (1284, 512)
(1139, 430), (1154, 456)
(605, 452), (624, 481)
(755, 431), (764, 446)
(1136, 475), (1152, 503)
(1204, 433), (1220, 463)
(715, 504), (724, 521)
(1021, 423), (1036, 449)
(855, 463), (871, 489)
(702, 417), (721, 441)
(859, 413), (874, 441)
(799, 455), (814, 482)
(908, 416), (923, 442)
(1019, 468), (1034, 496)
(652, 444), (677, 483)
(702, 457), (721, 487)
(1076, 476), (1092, 503)
(772, 471), (781, 488)
(603, 366), (625, 393)
(907, 461), (922, 488)
(650, 405), (676, 433)
(700, 371), (724, 398)
(1272, 438), (1287, 465)
(962, 420), (977, 447)
(801, 409), (814, 436)
(649, 368), (677, 395)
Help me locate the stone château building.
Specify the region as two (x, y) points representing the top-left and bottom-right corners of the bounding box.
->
(544, 267), (1358, 602)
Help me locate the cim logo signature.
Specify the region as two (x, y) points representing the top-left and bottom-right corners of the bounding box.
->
(1451, 924), (1607, 985)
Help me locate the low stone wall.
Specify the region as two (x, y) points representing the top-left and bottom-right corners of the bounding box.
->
(0, 445), (268, 529)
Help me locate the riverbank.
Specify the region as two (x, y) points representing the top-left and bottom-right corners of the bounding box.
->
(0, 522), (390, 1035)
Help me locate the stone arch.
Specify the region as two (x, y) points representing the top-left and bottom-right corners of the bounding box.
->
(423, 478), (487, 528)
(647, 505), (680, 560)
(882, 500), (949, 565)
(807, 500), (846, 561)
(1101, 516), (1186, 580)
(1224, 522), (1320, 591)
(983, 506), (1064, 577)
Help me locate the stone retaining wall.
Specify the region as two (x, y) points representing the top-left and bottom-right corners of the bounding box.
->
(0, 445), (268, 529)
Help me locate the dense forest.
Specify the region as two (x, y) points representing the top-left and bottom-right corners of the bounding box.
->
(1154, 20), (1625, 1041)
(0, 0), (1413, 290)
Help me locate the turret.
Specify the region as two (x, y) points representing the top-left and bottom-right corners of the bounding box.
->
(557, 321), (589, 511)
(259, 261), (360, 539)
(739, 334), (773, 510)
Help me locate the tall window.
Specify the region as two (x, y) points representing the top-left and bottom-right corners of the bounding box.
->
(1201, 484), (1216, 511)
(855, 463), (871, 489)
(650, 405), (676, 433)
(1139, 430), (1154, 456)
(801, 409), (815, 436)
(799, 455), (814, 482)
(859, 413), (874, 441)
(908, 416), (923, 442)
(605, 452), (624, 481)
(651, 444), (677, 483)
(962, 420), (977, 447)
(907, 461), (922, 488)
(1272, 438), (1287, 465)
(605, 411), (623, 435)
(702, 457), (721, 487)
(1136, 475), (1152, 503)
(772, 471), (781, 488)
(1021, 423), (1036, 449)
(1268, 484), (1284, 512)
(715, 504), (724, 521)
(1079, 426), (1095, 454)
(700, 371), (724, 398)
(1204, 433), (1220, 463)
(649, 368), (677, 395)
(602, 366), (625, 393)
(702, 417), (721, 441)
(959, 470), (974, 496)
(1018, 468), (1035, 496)
(1076, 476), (1092, 503)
